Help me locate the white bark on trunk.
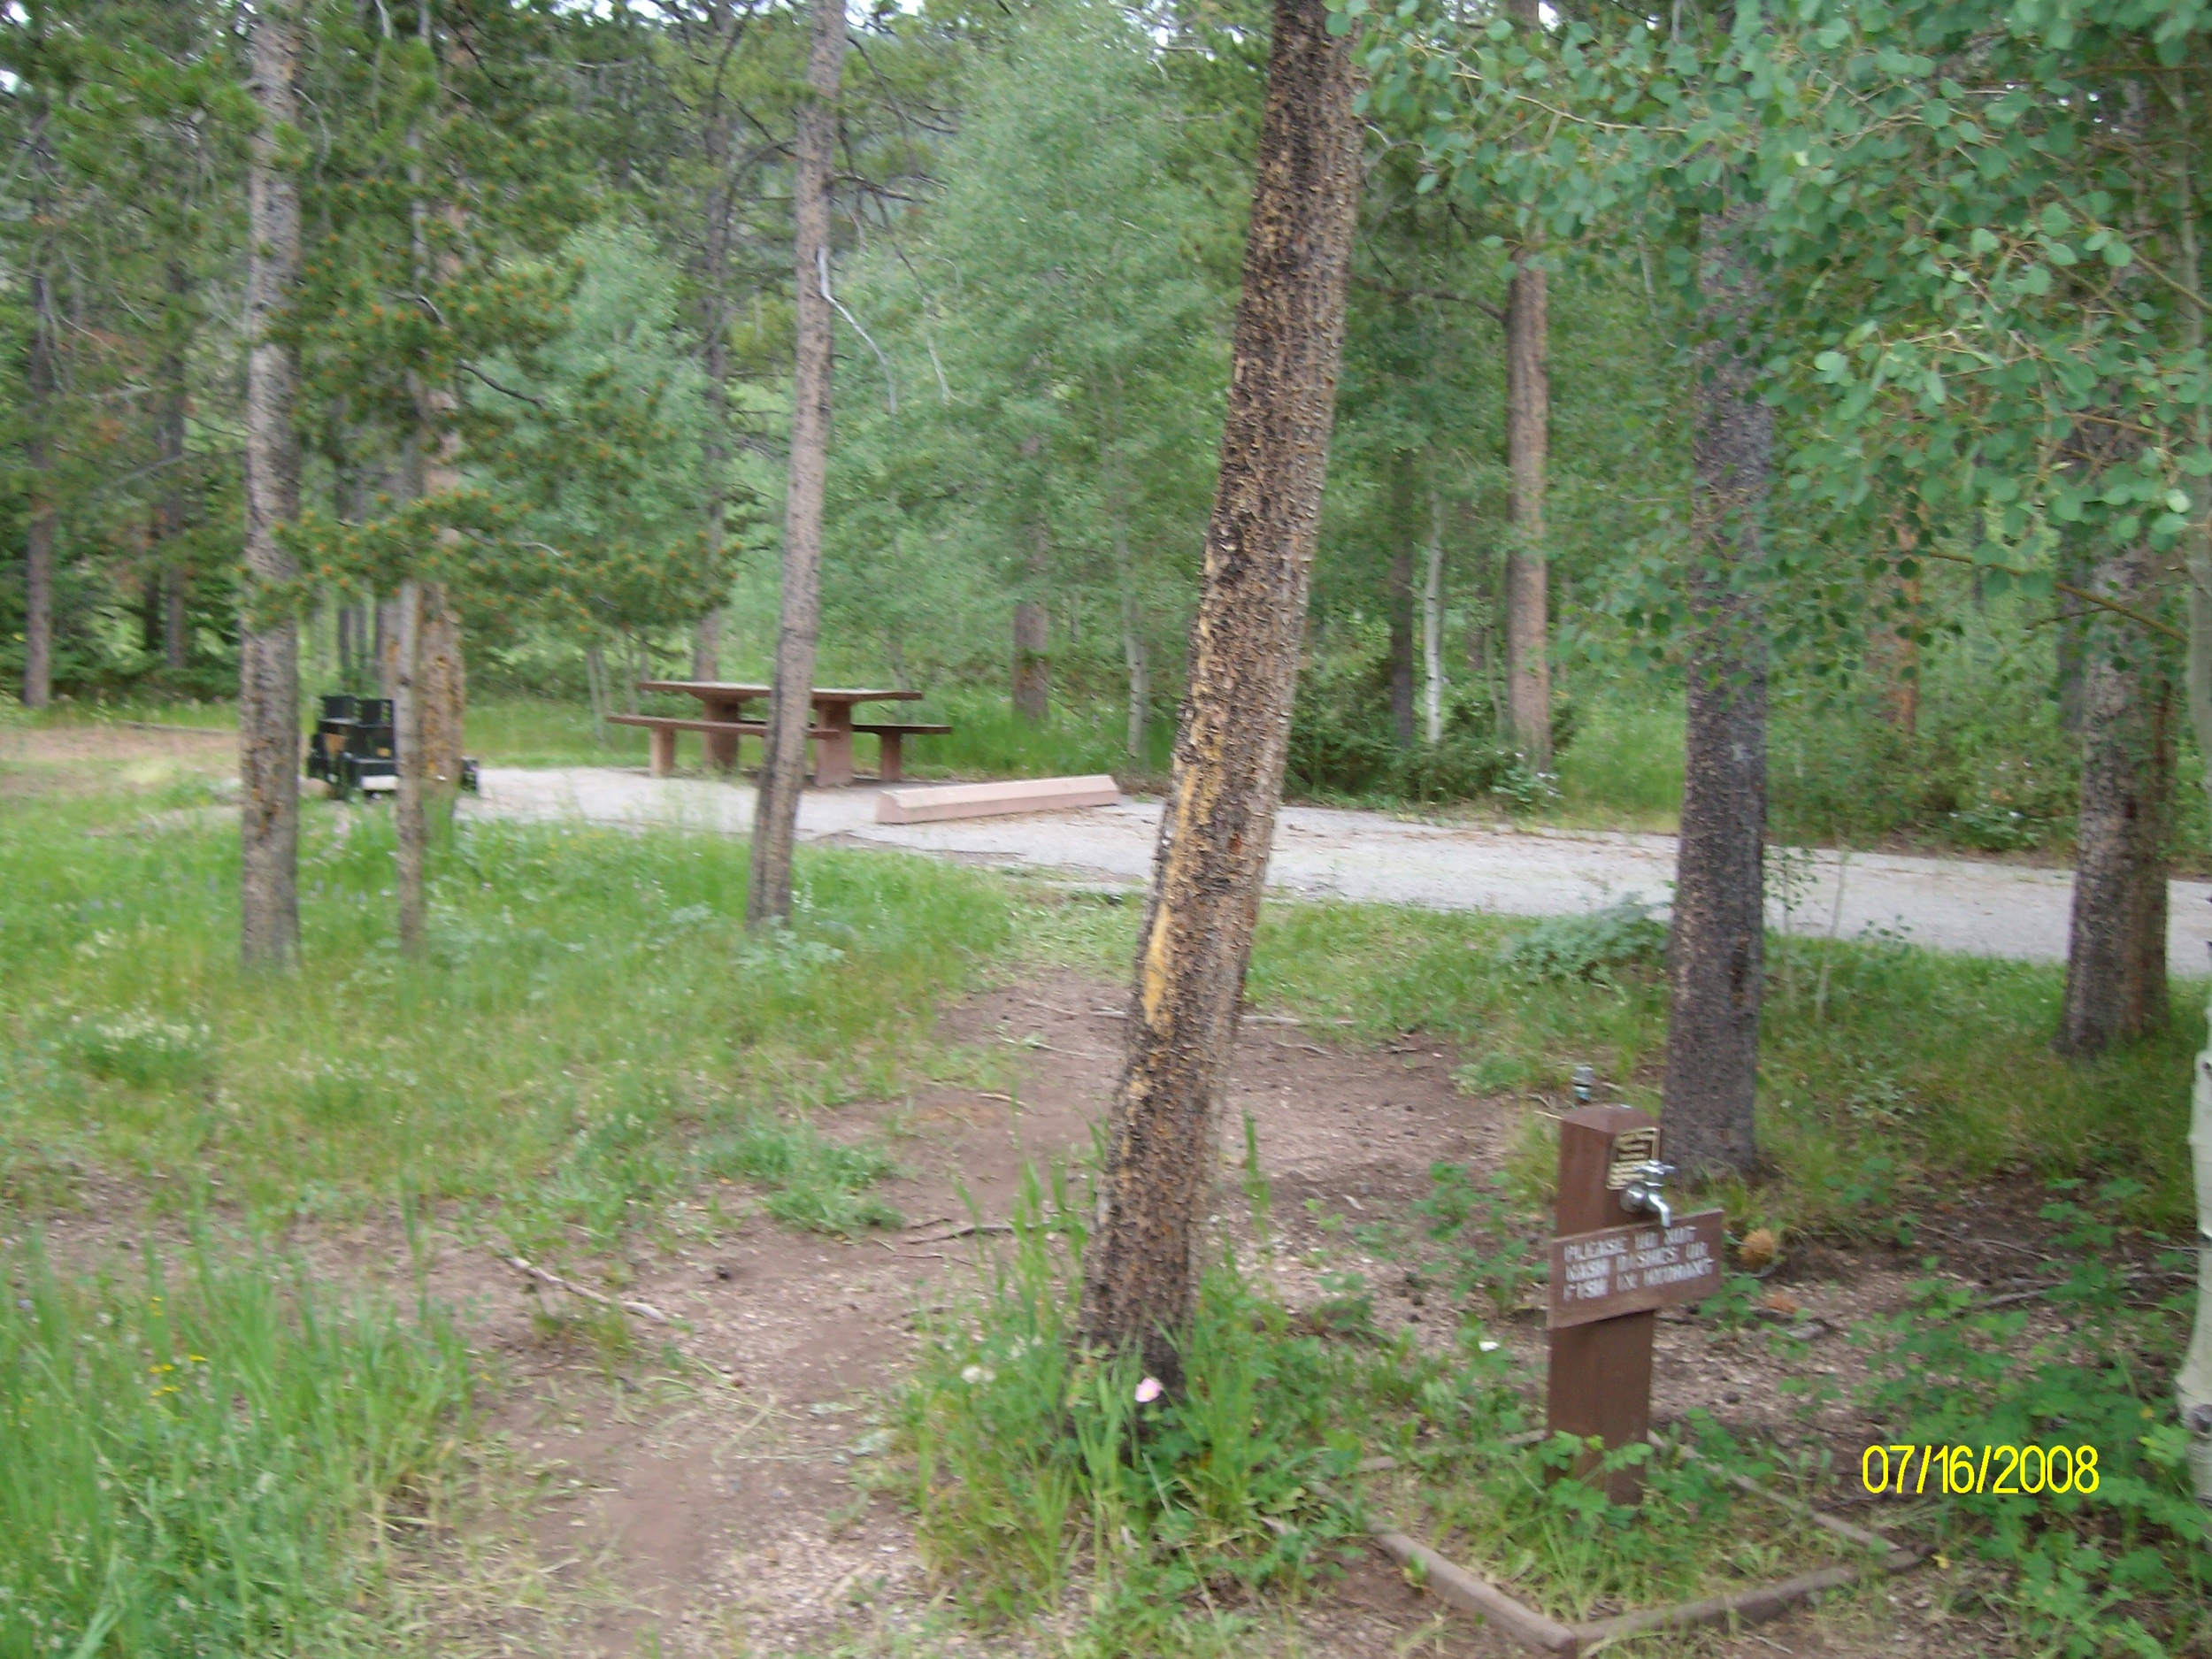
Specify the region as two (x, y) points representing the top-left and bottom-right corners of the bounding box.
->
(394, 579), (426, 954)
(1422, 485), (1445, 746)
(2172, 109), (2212, 1504)
(1122, 587), (1148, 764)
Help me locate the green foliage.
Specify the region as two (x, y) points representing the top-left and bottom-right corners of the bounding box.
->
(1284, 633), (1563, 806)
(1412, 1162), (1544, 1321)
(1857, 1185), (2210, 1657)
(695, 1109), (900, 1235)
(0, 788), (1002, 1241)
(1495, 896), (1667, 987)
(0, 1240), (472, 1657)
(1406, 1423), (1843, 1624)
(1238, 900), (2202, 1237)
(902, 1168), (1384, 1652)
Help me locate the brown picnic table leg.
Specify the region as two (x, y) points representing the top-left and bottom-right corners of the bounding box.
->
(814, 701), (856, 787)
(703, 699), (742, 772)
(878, 729), (902, 782)
(649, 725), (675, 778)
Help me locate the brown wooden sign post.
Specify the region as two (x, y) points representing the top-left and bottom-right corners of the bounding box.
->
(1545, 1104), (1724, 1503)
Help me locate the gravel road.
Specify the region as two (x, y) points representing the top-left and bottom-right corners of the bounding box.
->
(464, 765), (2212, 968)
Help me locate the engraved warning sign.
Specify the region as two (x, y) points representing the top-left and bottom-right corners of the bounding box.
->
(1548, 1208), (1726, 1329)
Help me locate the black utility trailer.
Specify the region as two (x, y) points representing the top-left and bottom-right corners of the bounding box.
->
(305, 695), (398, 799)
(306, 695), (480, 800)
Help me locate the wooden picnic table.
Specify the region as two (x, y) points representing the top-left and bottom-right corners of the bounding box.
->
(625, 680), (939, 787)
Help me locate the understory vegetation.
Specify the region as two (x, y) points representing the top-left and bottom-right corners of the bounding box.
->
(2, 763), (2206, 1652)
(0, 1242), (473, 1658)
(0, 778), (1012, 1245)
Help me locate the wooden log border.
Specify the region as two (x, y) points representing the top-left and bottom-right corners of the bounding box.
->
(1349, 1443), (1928, 1656)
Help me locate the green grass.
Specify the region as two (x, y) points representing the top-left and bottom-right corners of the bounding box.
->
(0, 779), (1012, 1246)
(0, 1239), (472, 1658)
(1028, 890), (2204, 1238)
(895, 687), (1171, 785)
(1554, 700), (1685, 827)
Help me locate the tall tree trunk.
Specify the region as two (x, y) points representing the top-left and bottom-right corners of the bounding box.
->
(417, 583), (465, 788)
(1500, 0), (1550, 772)
(394, 580), (427, 952)
(1422, 484), (1445, 746)
(2170, 106), (2212, 1506)
(1879, 527), (1921, 739)
(376, 594), (399, 702)
(1013, 595), (1050, 723)
(2057, 536), (2093, 735)
(1079, 0), (1361, 1385)
(21, 265), (57, 709)
(694, 610), (721, 680)
(157, 259), (191, 675)
(1014, 518), (1052, 722)
(585, 638), (608, 746)
(748, 0), (846, 928)
(1660, 204), (1771, 1183)
(695, 0), (735, 692)
(2057, 534), (2173, 1056)
(1503, 237), (1550, 767)
(239, 0), (303, 970)
(1387, 454), (1416, 747)
(1122, 587), (1149, 764)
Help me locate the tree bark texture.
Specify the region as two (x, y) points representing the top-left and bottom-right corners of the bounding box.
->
(1078, 0), (1361, 1386)
(21, 265), (57, 709)
(1660, 205), (1771, 1183)
(2174, 120), (2212, 1504)
(240, 0), (303, 970)
(1422, 485), (1445, 746)
(694, 610), (722, 681)
(1387, 458), (1416, 748)
(748, 0), (846, 928)
(2057, 535), (2173, 1056)
(158, 259), (191, 673)
(1501, 0), (1548, 766)
(394, 580), (427, 952)
(1013, 600), (1050, 722)
(376, 594), (400, 702)
(1503, 242), (1550, 768)
(1122, 586), (1149, 764)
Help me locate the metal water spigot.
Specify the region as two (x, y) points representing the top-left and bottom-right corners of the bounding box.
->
(1621, 1159), (1677, 1231)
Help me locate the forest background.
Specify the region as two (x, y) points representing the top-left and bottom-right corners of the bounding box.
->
(0, 0), (2148, 863)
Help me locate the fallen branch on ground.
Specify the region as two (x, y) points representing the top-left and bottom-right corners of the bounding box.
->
(502, 1253), (671, 1324)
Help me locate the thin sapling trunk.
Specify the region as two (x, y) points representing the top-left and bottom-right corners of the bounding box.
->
(749, 0), (847, 928)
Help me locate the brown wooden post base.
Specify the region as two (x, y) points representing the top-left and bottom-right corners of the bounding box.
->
(649, 725), (676, 778)
(1548, 1104), (1659, 1503)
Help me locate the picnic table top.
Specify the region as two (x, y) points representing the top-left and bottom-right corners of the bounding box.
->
(635, 680), (923, 706)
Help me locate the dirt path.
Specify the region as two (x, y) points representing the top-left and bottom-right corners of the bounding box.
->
(440, 972), (1986, 1657)
(467, 765), (2212, 969)
(27, 966), (2013, 1656)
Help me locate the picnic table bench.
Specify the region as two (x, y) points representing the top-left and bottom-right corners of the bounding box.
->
(613, 681), (949, 786)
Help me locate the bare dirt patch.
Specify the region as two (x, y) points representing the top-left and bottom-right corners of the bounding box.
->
(19, 968), (2089, 1655)
(0, 718), (237, 799)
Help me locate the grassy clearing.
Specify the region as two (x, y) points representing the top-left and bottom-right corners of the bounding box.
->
(0, 779), (1011, 1248)
(1028, 887), (2201, 1236)
(0, 1240), (472, 1658)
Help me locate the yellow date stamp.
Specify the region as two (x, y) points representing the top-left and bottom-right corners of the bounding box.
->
(1860, 1442), (2101, 1496)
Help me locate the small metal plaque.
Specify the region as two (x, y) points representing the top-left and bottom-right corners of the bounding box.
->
(1548, 1208), (1725, 1329)
(1603, 1126), (1662, 1189)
